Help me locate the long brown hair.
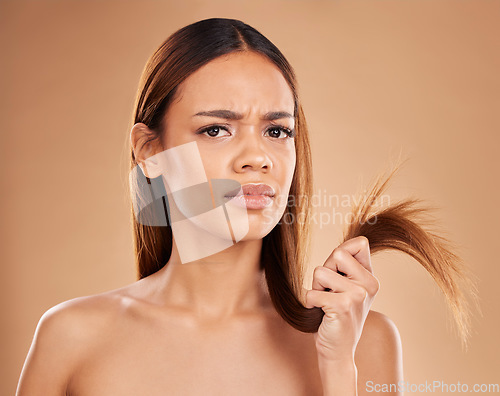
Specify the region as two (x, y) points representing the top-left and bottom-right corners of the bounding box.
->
(342, 157), (480, 350)
(128, 18), (479, 350)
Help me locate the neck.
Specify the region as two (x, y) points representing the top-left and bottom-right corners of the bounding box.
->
(150, 235), (272, 321)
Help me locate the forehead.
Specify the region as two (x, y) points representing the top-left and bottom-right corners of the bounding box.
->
(170, 51), (295, 116)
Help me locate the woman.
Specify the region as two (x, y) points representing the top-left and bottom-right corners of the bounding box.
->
(16, 18), (476, 395)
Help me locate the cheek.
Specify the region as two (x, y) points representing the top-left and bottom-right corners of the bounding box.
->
(198, 150), (226, 179)
(274, 149), (296, 208)
(282, 149), (296, 186)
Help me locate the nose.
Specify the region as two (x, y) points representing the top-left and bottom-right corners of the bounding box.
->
(232, 130), (273, 173)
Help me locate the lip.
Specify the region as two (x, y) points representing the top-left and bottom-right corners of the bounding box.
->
(224, 183), (276, 210)
(225, 183), (276, 198)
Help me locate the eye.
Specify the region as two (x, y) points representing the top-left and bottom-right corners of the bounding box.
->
(197, 125), (231, 138)
(265, 126), (296, 139)
(196, 124), (295, 139)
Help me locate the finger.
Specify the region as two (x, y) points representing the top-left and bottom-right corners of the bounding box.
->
(324, 247), (374, 284)
(305, 288), (337, 309)
(311, 265), (353, 293)
(305, 289), (348, 315)
(337, 236), (372, 274)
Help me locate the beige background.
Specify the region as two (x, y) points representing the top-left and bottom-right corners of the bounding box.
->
(1, 0), (498, 394)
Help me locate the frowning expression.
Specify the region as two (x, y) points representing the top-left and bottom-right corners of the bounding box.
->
(159, 50), (297, 240)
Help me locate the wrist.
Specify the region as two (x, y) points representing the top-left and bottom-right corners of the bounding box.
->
(318, 357), (358, 396)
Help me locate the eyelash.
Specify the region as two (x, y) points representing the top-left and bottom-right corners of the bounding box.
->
(196, 124), (296, 139)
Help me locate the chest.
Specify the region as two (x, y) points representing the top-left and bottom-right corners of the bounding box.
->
(68, 315), (324, 396)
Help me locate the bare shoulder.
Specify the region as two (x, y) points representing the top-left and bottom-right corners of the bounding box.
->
(357, 310), (402, 354)
(16, 291), (126, 395)
(355, 310), (404, 395)
(39, 290), (127, 340)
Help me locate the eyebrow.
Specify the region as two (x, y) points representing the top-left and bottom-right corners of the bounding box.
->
(192, 110), (294, 121)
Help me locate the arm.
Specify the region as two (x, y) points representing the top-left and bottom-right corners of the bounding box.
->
(318, 356), (358, 396)
(305, 237), (381, 396)
(15, 298), (93, 395)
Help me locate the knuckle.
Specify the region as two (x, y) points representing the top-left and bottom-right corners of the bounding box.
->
(337, 297), (352, 314)
(358, 235), (370, 247)
(307, 289), (321, 308)
(332, 247), (346, 261)
(313, 265), (325, 278)
(371, 276), (381, 294)
(305, 290), (313, 306)
(354, 286), (367, 301)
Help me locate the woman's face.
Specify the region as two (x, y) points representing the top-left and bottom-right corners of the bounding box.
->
(158, 50), (296, 241)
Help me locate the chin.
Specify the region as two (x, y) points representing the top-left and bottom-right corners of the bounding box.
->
(247, 209), (285, 232)
(236, 222), (277, 241)
(186, 205), (282, 242)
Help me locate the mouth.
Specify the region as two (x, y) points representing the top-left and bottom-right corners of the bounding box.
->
(224, 183), (276, 210)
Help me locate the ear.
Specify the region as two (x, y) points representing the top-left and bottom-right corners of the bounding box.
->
(130, 122), (164, 178)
